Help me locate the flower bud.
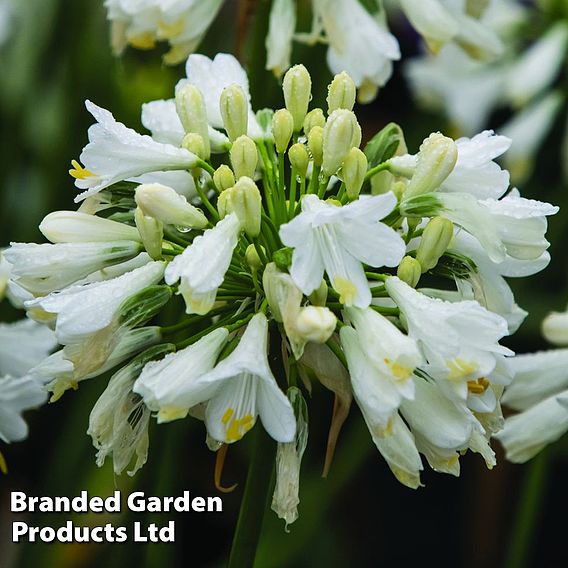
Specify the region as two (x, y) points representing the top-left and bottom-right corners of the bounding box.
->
(175, 84), (210, 159)
(135, 207), (163, 260)
(303, 108), (325, 134)
(404, 133), (458, 198)
(542, 312), (568, 346)
(397, 256), (421, 288)
(308, 126), (323, 167)
(262, 262), (302, 323)
(322, 109), (361, 177)
(294, 306), (336, 344)
(308, 279), (328, 307)
(135, 183), (208, 229)
(283, 64), (312, 131)
(342, 148), (368, 199)
(119, 285), (172, 329)
(213, 165), (236, 193)
(327, 71), (356, 113)
(220, 84), (249, 141)
(416, 216), (454, 272)
(230, 135), (258, 179)
(272, 109), (294, 154)
(288, 143), (309, 179)
(218, 177), (262, 237)
(245, 243), (264, 272)
(182, 132), (207, 160)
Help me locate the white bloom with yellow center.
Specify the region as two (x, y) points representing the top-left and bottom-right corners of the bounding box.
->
(165, 213), (241, 315)
(280, 194), (405, 308)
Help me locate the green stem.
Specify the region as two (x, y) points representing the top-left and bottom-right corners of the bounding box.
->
(228, 426), (276, 568)
(194, 175), (219, 221)
(504, 451), (551, 568)
(364, 161), (390, 181)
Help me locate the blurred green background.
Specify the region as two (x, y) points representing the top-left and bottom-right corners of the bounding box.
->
(1, 1), (567, 567)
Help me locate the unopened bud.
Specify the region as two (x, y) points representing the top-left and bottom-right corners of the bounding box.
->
(322, 109), (361, 177)
(303, 108), (325, 134)
(182, 132), (207, 160)
(272, 109), (294, 154)
(135, 207), (163, 260)
(308, 279), (328, 307)
(245, 243), (264, 272)
(343, 148), (368, 199)
(308, 126), (323, 167)
(542, 312), (568, 346)
(175, 84), (210, 158)
(294, 306), (336, 343)
(397, 256), (421, 287)
(263, 262), (302, 323)
(283, 64), (312, 131)
(288, 143), (309, 179)
(405, 133), (458, 198)
(218, 176), (262, 237)
(213, 165), (236, 192)
(135, 183), (207, 229)
(220, 84), (249, 141)
(230, 135), (258, 179)
(327, 72), (356, 113)
(416, 216), (454, 272)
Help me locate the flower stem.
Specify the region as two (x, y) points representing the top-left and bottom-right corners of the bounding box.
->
(228, 426), (275, 568)
(503, 450), (551, 568)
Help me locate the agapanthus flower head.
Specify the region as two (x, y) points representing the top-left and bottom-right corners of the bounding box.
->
(4, 53), (557, 526)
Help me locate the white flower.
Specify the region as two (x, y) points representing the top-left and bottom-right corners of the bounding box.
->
(0, 248), (12, 302)
(496, 391), (568, 463)
(165, 213), (241, 315)
(265, 0), (296, 77)
(71, 100), (199, 201)
(542, 311), (568, 346)
(105, 0), (224, 65)
(340, 307), (422, 427)
(163, 313), (296, 444)
(0, 319), (57, 377)
(26, 261), (165, 345)
(280, 194), (405, 308)
(385, 276), (511, 400)
(0, 374), (47, 443)
(133, 328), (228, 422)
(182, 53), (261, 139)
(5, 241), (141, 295)
(310, 0), (400, 102)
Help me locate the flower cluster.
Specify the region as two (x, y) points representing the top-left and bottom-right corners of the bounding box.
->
(4, 53), (558, 525)
(406, 0), (568, 183)
(103, 0), (504, 102)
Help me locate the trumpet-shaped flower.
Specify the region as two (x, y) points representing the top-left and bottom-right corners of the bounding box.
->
(0, 374), (47, 443)
(26, 261), (164, 345)
(265, 0), (296, 77)
(0, 319), (57, 377)
(160, 314), (296, 444)
(280, 194), (405, 308)
(133, 328), (228, 422)
(72, 101), (199, 201)
(165, 213), (240, 315)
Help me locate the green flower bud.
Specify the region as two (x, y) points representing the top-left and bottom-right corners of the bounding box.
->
(175, 84), (210, 159)
(181, 132), (207, 160)
(220, 84), (249, 141)
(272, 109), (294, 154)
(327, 71), (356, 113)
(230, 135), (258, 179)
(288, 143), (309, 179)
(308, 279), (328, 306)
(404, 133), (458, 198)
(135, 183), (208, 229)
(134, 207), (163, 260)
(273, 247), (293, 272)
(416, 216), (454, 272)
(217, 176), (262, 237)
(283, 64), (312, 131)
(308, 126), (323, 167)
(397, 256), (421, 288)
(322, 109), (361, 177)
(343, 147), (368, 200)
(213, 165), (236, 192)
(245, 243), (264, 272)
(303, 108), (325, 134)
(119, 285), (172, 328)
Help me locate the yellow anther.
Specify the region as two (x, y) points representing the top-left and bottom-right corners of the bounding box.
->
(128, 33), (156, 50)
(69, 160), (95, 180)
(467, 377), (490, 395)
(384, 358), (412, 381)
(221, 408), (234, 424)
(447, 358), (478, 381)
(334, 277), (357, 306)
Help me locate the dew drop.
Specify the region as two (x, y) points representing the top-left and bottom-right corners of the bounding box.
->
(175, 225), (192, 234)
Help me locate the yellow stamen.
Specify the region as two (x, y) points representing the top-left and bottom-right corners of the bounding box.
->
(467, 377), (490, 395)
(384, 357), (412, 381)
(221, 408), (234, 425)
(334, 277), (357, 306)
(224, 411), (255, 442)
(69, 160), (95, 180)
(447, 357), (478, 381)
(128, 33), (157, 50)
